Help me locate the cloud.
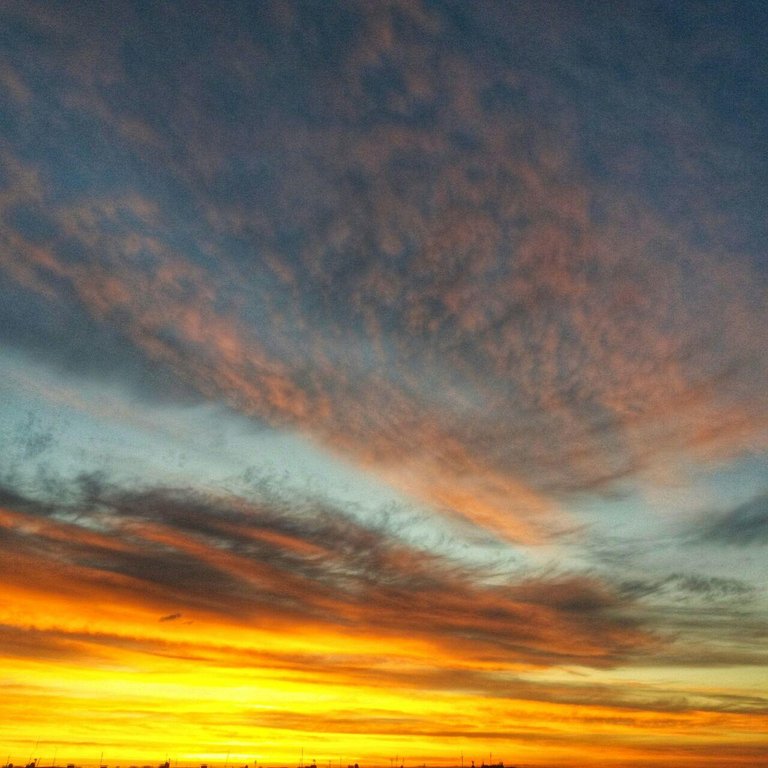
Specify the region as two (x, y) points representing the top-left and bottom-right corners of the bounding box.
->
(697, 493), (768, 546)
(0, 623), (90, 661)
(1, 3), (767, 762)
(618, 573), (755, 602)
(0, 1), (766, 554)
(0, 477), (656, 670)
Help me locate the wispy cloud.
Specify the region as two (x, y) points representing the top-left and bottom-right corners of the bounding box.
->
(696, 493), (768, 546)
(0, 478), (654, 669)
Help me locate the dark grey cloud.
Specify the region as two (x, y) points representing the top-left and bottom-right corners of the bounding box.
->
(618, 573), (754, 602)
(0, 482), (47, 511)
(697, 492), (768, 546)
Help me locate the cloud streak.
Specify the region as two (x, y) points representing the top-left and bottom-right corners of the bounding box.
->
(0, 478), (654, 669)
(697, 493), (768, 546)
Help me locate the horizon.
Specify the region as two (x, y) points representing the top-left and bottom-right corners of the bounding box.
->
(7, 761), (521, 768)
(6, 758), (518, 768)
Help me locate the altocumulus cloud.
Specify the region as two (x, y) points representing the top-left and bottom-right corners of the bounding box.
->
(0, 0), (766, 546)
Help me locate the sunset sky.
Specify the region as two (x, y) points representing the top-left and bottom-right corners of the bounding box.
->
(1, 2), (767, 767)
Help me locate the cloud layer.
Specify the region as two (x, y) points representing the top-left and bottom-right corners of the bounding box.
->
(1, 0), (767, 544)
(1, 1), (767, 765)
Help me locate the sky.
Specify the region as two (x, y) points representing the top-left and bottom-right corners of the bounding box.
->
(1, 1), (767, 766)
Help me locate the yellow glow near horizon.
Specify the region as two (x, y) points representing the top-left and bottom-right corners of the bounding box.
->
(3, 617), (767, 768)
(2, 513), (767, 768)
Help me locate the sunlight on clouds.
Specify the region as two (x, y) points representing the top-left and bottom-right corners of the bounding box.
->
(1, 0), (767, 765)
